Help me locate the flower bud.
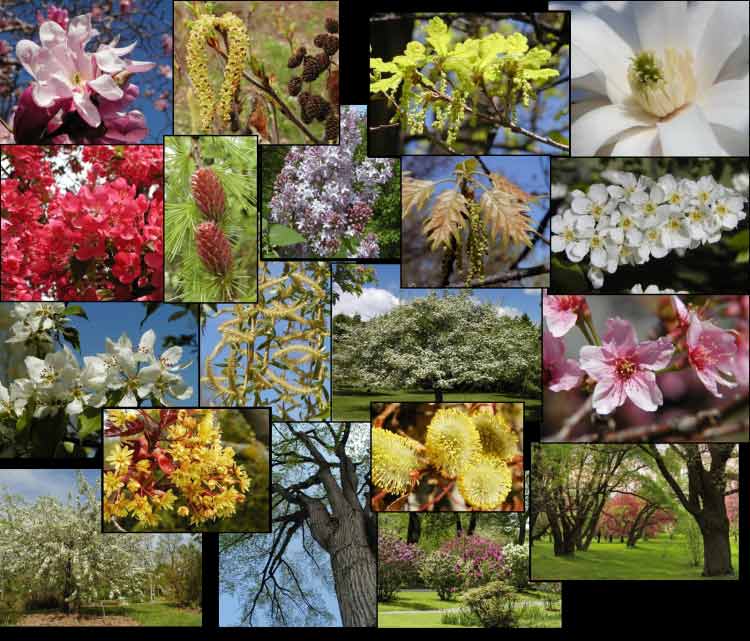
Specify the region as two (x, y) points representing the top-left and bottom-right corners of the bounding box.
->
(191, 167), (226, 221)
(196, 222), (233, 276)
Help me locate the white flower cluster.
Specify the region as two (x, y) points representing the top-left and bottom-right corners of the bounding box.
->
(551, 170), (748, 289)
(0, 303), (192, 423)
(630, 284), (688, 294)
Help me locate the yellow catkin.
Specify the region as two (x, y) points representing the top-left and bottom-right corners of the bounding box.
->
(372, 429), (422, 495)
(457, 454), (513, 510)
(216, 12), (249, 126)
(471, 411), (517, 461)
(425, 408), (481, 478)
(186, 15), (217, 131)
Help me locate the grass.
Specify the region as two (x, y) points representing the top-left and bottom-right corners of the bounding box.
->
(377, 590), (560, 628)
(74, 601), (200, 626)
(332, 389), (541, 422)
(531, 533), (740, 580)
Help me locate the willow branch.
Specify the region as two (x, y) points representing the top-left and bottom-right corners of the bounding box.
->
(467, 264), (549, 287)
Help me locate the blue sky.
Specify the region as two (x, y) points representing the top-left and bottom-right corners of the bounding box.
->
(0, 0), (172, 142)
(334, 264), (541, 322)
(402, 155), (550, 271)
(67, 303), (198, 406)
(0, 469), (99, 502)
(201, 264), (331, 415)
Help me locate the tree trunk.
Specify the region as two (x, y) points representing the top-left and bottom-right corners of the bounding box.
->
(455, 513), (463, 536)
(517, 513), (526, 545)
(468, 513), (478, 536)
(406, 513), (421, 544)
(433, 388), (444, 402)
(700, 518), (733, 576)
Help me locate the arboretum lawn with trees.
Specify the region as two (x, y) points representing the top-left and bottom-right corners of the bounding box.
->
(531, 445), (740, 580)
(378, 513), (561, 629)
(332, 266), (541, 422)
(0, 471), (201, 626)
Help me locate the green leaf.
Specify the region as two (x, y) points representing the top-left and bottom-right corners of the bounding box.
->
(725, 229), (749, 251)
(269, 224), (306, 247)
(523, 68), (560, 82)
(551, 255), (589, 291)
(522, 46), (552, 68)
(736, 249), (749, 263)
(426, 16), (451, 56)
(16, 405), (32, 433)
(62, 326), (80, 352)
(31, 413), (66, 458)
(77, 406), (101, 440)
(63, 441), (75, 454)
(548, 132), (569, 146)
(402, 41), (427, 67)
(64, 305), (88, 320)
(370, 73), (403, 95)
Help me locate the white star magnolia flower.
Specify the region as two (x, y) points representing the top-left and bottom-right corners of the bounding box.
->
(559, 1), (749, 155)
(552, 170), (748, 289)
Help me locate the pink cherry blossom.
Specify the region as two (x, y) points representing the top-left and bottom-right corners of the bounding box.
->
(543, 330), (583, 392)
(686, 312), (738, 397)
(543, 295), (590, 337)
(579, 317), (675, 414)
(731, 323), (749, 386)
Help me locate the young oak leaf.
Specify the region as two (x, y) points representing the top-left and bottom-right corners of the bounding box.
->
(425, 16), (451, 56)
(422, 189), (469, 250)
(402, 174), (436, 219)
(480, 173), (534, 253)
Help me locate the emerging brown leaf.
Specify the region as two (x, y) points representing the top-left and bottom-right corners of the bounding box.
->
(422, 189), (469, 250)
(480, 173), (534, 253)
(402, 175), (436, 219)
(247, 99), (269, 140)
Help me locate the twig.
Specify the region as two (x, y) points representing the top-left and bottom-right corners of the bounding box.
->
(208, 42), (321, 144)
(467, 264), (549, 287)
(368, 122), (401, 132)
(546, 396), (593, 441)
(512, 209), (552, 269)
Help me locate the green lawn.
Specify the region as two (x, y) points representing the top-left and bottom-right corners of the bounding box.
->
(377, 590), (560, 629)
(333, 390), (540, 421)
(81, 601), (202, 626)
(532, 534), (740, 580)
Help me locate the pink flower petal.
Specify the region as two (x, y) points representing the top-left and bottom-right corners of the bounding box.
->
(634, 337), (674, 370)
(592, 379), (625, 415)
(579, 345), (613, 380)
(73, 91), (101, 127)
(126, 59), (156, 73)
(88, 74), (124, 100)
(94, 48), (127, 73)
(602, 317), (638, 350)
(39, 20), (66, 47)
(624, 371), (662, 411)
(15, 39), (40, 77)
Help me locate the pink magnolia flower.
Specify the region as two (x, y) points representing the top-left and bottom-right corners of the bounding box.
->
(686, 312), (738, 397)
(543, 295), (590, 337)
(543, 330), (583, 392)
(579, 318), (675, 415)
(161, 34), (173, 54)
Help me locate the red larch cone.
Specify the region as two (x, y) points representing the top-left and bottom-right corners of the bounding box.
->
(196, 222), (232, 276)
(191, 167), (226, 221)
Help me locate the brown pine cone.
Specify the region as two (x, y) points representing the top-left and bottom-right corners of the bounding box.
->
(325, 18), (338, 34)
(298, 91), (315, 123)
(287, 76), (303, 96)
(315, 51), (330, 71)
(316, 98), (331, 122)
(302, 55), (322, 82)
(313, 33), (327, 48)
(287, 46), (306, 68)
(324, 113), (339, 142)
(191, 167), (225, 221)
(321, 34), (339, 57)
(196, 222), (232, 276)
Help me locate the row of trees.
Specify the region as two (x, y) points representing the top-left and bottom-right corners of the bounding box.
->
(0, 474), (201, 614)
(531, 445), (738, 576)
(333, 292), (541, 398)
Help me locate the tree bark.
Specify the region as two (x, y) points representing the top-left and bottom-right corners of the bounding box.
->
(468, 512), (478, 536)
(701, 519), (732, 577)
(406, 513), (421, 544)
(517, 512), (526, 545)
(433, 388), (444, 402)
(455, 513), (463, 536)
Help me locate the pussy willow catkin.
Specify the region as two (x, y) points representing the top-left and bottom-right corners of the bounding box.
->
(203, 262), (330, 420)
(185, 12), (250, 131)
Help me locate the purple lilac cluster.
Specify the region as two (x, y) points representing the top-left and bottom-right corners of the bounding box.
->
(269, 106), (394, 257)
(440, 535), (506, 586)
(377, 532), (424, 601)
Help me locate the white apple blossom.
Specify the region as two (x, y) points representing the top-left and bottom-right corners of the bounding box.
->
(560, 1), (749, 155)
(551, 209), (596, 262)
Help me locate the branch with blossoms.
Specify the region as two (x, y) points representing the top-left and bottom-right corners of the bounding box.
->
(0, 3), (171, 144)
(543, 294), (749, 442)
(0, 303), (194, 459)
(1, 145), (163, 301)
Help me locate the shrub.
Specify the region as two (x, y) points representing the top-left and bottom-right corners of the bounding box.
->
(683, 518), (703, 567)
(24, 592), (64, 611)
(418, 550), (465, 600)
(378, 532), (424, 602)
(538, 582), (562, 611)
(441, 608), (479, 626)
(440, 535), (506, 588)
(462, 580), (520, 628)
(502, 543), (530, 589)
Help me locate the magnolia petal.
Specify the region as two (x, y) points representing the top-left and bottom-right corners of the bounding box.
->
(634, 1), (689, 54)
(73, 91), (101, 127)
(15, 40), (40, 78)
(695, 1), (750, 92)
(126, 59), (156, 73)
(610, 126), (660, 156)
(572, 104), (655, 156)
(697, 77), (750, 136)
(711, 123), (750, 156)
(33, 75), (72, 108)
(687, 1), (719, 59)
(94, 48), (127, 73)
(88, 74), (124, 100)
(657, 104), (727, 156)
(39, 20), (67, 48)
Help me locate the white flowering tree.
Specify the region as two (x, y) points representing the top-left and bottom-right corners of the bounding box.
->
(333, 293), (540, 400)
(0, 474), (152, 614)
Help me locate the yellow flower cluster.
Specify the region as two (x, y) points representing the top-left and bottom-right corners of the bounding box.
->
(185, 12), (249, 131)
(371, 406), (518, 510)
(104, 409), (251, 528)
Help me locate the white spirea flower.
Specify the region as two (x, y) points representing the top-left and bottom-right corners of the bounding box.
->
(551, 171), (748, 289)
(559, 1), (749, 156)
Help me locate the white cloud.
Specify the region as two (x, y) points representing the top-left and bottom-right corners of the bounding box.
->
(334, 287), (400, 320)
(523, 288), (540, 296)
(496, 305), (523, 319)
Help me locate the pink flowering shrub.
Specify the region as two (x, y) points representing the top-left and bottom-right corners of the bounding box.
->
(440, 535), (507, 589)
(1, 145), (163, 301)
(268, 106), (394, 258)
(377, 532), (424, 602)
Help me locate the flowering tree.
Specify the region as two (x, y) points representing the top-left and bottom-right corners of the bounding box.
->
(0, 302), (193, 458)
(0, 3), (171, 144)
(543, 294), (749, 441)
(551, 167), (748, 290)
(0, 473), (151, 613)
(563, 2), (748, 156)
(267, 106), (395, 258)
(1, 145), (163, 301)
(378, 532), (424, 601)
(598, 492), (674, 545)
